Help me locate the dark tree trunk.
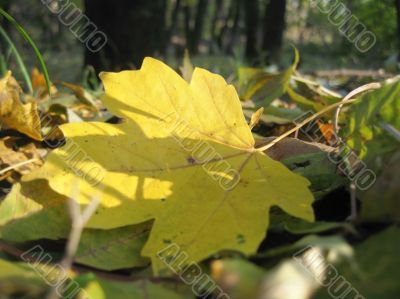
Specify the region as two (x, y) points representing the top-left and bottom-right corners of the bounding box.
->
(209, 0), (223, 53)
(189, 0), (209, 54)
(218, 0), (236, 51)
(84, 0), (167, 72)
(244, 0), (259, 62)
(226, 0), (242, 54)
(211, 0), (223, 40)
(167, 0), (182, 44)
(0, 1), (11, 31)
(262, 0), (287, 64)
(183, 1), (192, 50)
(396, 0), (400, 56)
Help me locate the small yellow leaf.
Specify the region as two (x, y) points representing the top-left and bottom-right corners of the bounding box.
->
(0, 72), (42, 140)
(59, 81), (97, 107)
(249, 107), (264, 130)
(179, 49), (194, 82)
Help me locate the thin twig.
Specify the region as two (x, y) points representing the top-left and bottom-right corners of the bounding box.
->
(347, 183), (357, 222)
(380, 122), (400, 142)
(45, 184), (102, 299)
(0, 158), (40, 176)
(292, 73), (342, 98)
(332, 83), (381, 221)
(255, 99), (358, 152)
(312, 69), (393, 79)
(0, 241), (26, 257)
(333, 82), (382, 135)
(256, 83), (383, 153)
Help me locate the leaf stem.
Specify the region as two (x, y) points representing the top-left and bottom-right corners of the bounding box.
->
(333, 82), (382, 135)
(256, 82), (382, 152)
(380, 122), (400, 142)
(0, 158), (39, 176)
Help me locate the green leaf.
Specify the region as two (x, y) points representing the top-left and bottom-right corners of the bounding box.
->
(315, 226), (400, 299)
(238, 48), (299, 105)
(263, 137), (346, 199)
(290, 76), (342, 110)
(0, 258), (48, 297)
(211, 259), (265, 299)
(0, 180), (70, 242)
(76, 222), (152, 270)
(0, 181), (153, 271)
(346, 78), (400, 160)
(76, 273), (191, 299)
(287, 87), (324, 112)
(360, 152), (400, 222)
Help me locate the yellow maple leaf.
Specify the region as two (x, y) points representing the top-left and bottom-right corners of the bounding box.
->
(25, 58), (314, 274)
(0, 71), (42, 140)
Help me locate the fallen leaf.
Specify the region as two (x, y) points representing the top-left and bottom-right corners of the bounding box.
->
(314, 226), (400, 299)
(31, 68), (57, 99)
(360, 152), (400, 222)
(26, 58), (314, 274)
(0, 180), (70, 242)
(77, 273), (190, 299)
(211, 259), (265, 299)
(287, 87), (324, 112)
(76, 222), (152, 270)
(317, 121), (334, 144)
(0, 137), (44, 180)
(290, 76), (341, 111)
(0, 258), (47, 297)
(346, 77), (400, 160)
(0, 71), (42, 140)
(249, 107), (264, 130)
(256, 137), (345, 199)
(59, 81), (97, 107)
(238, 49), (299, 105)
(0, 180), (152, 271)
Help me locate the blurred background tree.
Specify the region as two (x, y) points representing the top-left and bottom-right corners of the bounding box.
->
(0, 0), (399, 80)
(84, 0), (167, 71)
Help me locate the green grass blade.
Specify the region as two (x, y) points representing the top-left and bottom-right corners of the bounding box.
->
(0, 51), (7, 76)
(0, 26), (32, 93)
(0, 8), (51, 95)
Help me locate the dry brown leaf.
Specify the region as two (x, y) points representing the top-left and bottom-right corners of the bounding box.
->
(0, 137), (44, 179)
(31, 68), (57, 98)
(59, 81), (97, 107)
(0, 72), (43, 140)
(256, 137), (336, 161)
(317, 121), (335, 144)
